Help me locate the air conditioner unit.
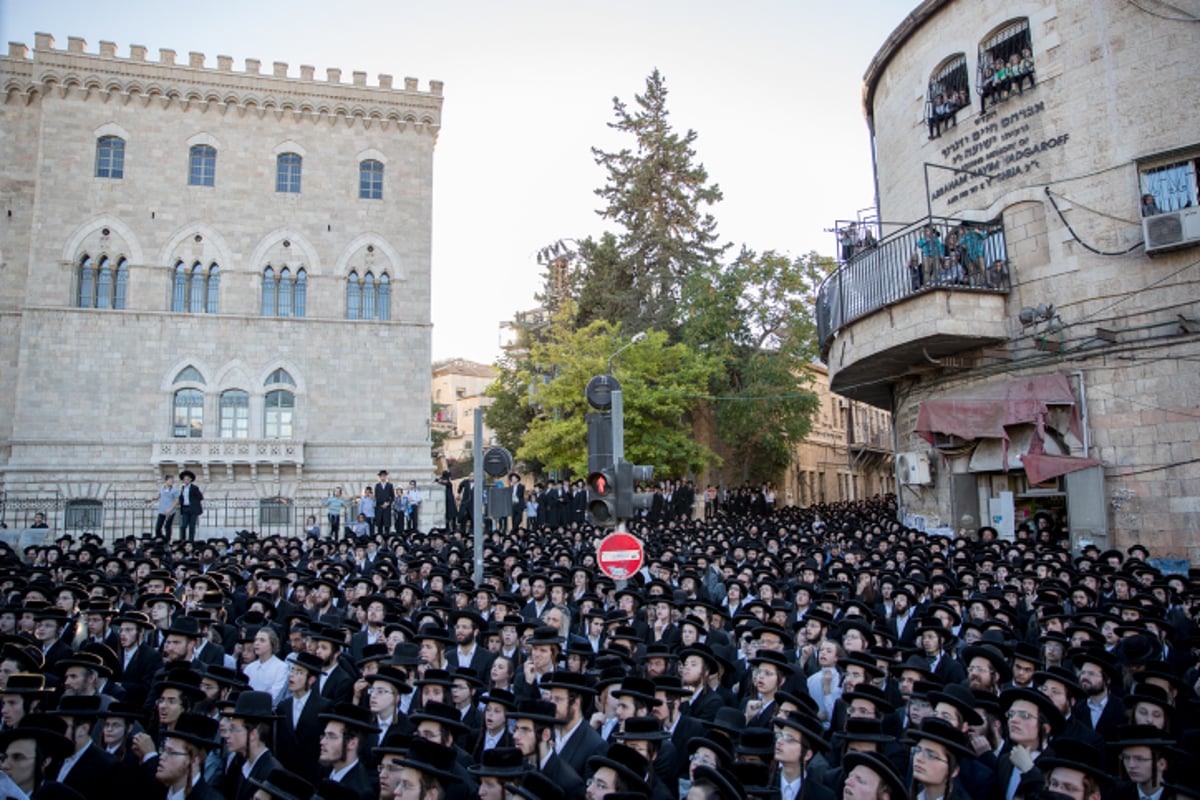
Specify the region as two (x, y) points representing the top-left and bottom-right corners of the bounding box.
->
(1143, 207), (1200, 255)
(897, 451), (933, 485)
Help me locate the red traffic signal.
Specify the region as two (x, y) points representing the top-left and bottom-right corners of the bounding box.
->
(587, 469), (617, 526)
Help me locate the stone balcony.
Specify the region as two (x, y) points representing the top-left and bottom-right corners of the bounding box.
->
(818, 217), (1011, 408)
(151, 438), (304, 482)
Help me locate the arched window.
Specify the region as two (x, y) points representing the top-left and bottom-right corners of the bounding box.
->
(979, 18), (1035, 112)
(172, 388), (204, 438)
(175, 366), (206, 384)
(359, 159), (384, 199)
(266, 368), (295, 386)
(114, 259), (128, 309)
(206, 264), (219, 314)
(219, 390), (249, 439)
(362, 271), (377, 320)
(261, 266), (306, 317)
(276, 153), (302, 193)
(294, 269), (307, 317)
(926, 54), (969, 139)
(346, 271), (391, 320)
(96, 257), (112, 309)
(77, 254), (129, 309)
(264, 390), (295, 439)
(262, 267), (276, 316)
(172, 261), (218, 313)
(189, 144), (217, 186)
(189, 262), (205, 313)
(346, 271), (361, 319)
(95, 136), (125, 179)
(278, 267), (293, 318)
(377, 273), (390, 321)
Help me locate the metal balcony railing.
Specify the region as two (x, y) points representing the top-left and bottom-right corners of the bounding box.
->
(818, 216), (1010, 361)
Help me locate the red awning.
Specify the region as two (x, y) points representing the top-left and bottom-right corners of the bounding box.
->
(1020, 452), (1102, 484)
(914, 373), (1084, 445)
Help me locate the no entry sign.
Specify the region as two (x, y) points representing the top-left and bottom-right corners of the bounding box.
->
(597, 531), (644, 580)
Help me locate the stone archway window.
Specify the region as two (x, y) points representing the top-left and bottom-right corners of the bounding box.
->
(77, 254), (128, 309)
(220, 390), (250, 439)
(359, 159), (384, 199)
(262, 266), (306, 317)
(95, 136), (124, 179)
(172, 388), (204, 438)
(346, 270), (391, 320)
(978, 18), (1035, 113)
(189, 145), (217, 187)
(172, 261), (219, 313)
(276, 153), (302, 193)
(264, 390), (295, 439)
(926, 54), (969, 140)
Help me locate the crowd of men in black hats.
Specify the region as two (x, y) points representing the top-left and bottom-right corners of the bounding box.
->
(1, 492), (1199, 800)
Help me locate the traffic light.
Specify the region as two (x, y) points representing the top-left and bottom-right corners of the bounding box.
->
(587, 467), (617, 527)
(615, 460), (655, 518)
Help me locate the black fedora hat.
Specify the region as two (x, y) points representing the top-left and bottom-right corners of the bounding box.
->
(1037, 737), (1114, 786)
(690, 765), (745, 800)
(408, 700), (470, 735)
(840, 684), (895, 715)
(903, 717), (974, 760)
(221, 690), (280, 721)
(747, 649), (794, 677)
(467, 746), (530, 779)
(366, 665), (413, 694)
(539, 670), (597, 696)
(525, 626), (564, 647)
(844, 751), (906, 800)
(842, 717), (894, 744)
(288, 651), (326, 677)
(48, 695), (106, 718)
(511, 698), (558, 727)
(480, 688), (518, 711)
(677, 643), (721, 673)
(248, 767), (314, 800)
(510, 770), (567, 800)
(318, 701), (377, 734)
(613, 676), (662, 707)
(0, 713), (73, 760)
(1, 673), (48, 696)
(586, 743), (651, 796)
(614, 716), (670, 742)
(164, 616), (203, 640)
(772, 713), (829, 752)
(54, 651), (113, 680)
(1070, 647), (1122, 685)
(414, 623), (454, 645)
(962, 644), (1013, 683)
(999, 687), (1065, 735)
(163, 712), (221, 750)
(154, 665), (207, 702)
(927, 683), (983, 726)
(382, 736), (458, 782)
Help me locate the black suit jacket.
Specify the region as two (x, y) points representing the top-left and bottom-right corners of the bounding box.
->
(323, 759), (376, 800)
(680, 687), (723, 722)
(374, 481), (396, 510)
(276, 691), (333, 785)
(179, 484), (204, 515)
(117, 644), (164, 708)
(61, 743), (118, 800)
(187, 778), (224, 800)
(445, 646), (496, 680)
(557, 720), (608, 777)
(320, 666), (356, 705)
(225, 750), (282, 800)
(539, 753), (584, 800)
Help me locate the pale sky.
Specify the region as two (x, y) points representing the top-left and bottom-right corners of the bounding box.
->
(2, 1), (911, 364)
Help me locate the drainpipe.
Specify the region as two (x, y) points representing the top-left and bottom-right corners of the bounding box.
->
(1070, 371), (1090, 455)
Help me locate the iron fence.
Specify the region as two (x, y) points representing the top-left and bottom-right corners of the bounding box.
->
(818, 215), (1010, 361)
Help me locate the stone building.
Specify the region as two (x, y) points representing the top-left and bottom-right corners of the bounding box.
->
(0, 34), (443, 536)
(432, 359), (497, 472)
(782, 365), (894, 508)
(819, 1), (1199, 556)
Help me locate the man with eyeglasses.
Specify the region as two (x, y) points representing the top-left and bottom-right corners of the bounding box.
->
(155, 712), (223, 800)
(1036, 738), (1114, 800)
(995, 688), (1064, 800)
(362, 666), (411, 763)
(903, 717), (974, 800)
(0, 714), (74, 800)
(316, 702), (376, 800)
(743, 650), (792, 728)
(511, 699), (582, 800)
(1110, 725), (1172, 800)
(220, 691), (282, 800)
(771, 712), (834, 800)
(1033, 666), (1103, 753)
(275, 651), (330, 786)
(1071, 649), (1126, 740)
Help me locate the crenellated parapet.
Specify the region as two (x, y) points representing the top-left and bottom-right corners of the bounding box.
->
(2, 33), (444, 134)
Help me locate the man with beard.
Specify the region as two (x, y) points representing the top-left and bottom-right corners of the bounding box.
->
(1033, 666), (1104, 752)
(349, 594), (389, 663)
(447, 610), (495, 677)
(317, 703), (376, 800)
(540, 671), (606, 777)
(514, 627), (560, 701)
(886, 587), (918, 647)
(1071, 649), (1126, 739)
(46, 695), (118, 800)
(915, 620), (967, 686)
(155, 712), (223, 799)
(962, 644), (1010, 695)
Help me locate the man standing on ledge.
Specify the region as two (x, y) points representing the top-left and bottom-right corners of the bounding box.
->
(374, 470), (395, 537)
(155, 474), (180, 540)
(178, 470), (203, 542)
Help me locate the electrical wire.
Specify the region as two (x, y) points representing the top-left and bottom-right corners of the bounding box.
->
(1126, 0), (1200, 21)
(1044, 187), (1144, 256)
(1045, 189), (1142, 226)
(1108, 456), (1200, 477)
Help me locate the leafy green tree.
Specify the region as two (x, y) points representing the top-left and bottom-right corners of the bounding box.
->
(588, 69), (729, 337)
(505, 307), (719, 478)
(682, 249), (835, 484)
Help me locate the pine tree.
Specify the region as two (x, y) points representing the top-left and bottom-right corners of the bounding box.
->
(588, 69), (728, 337)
